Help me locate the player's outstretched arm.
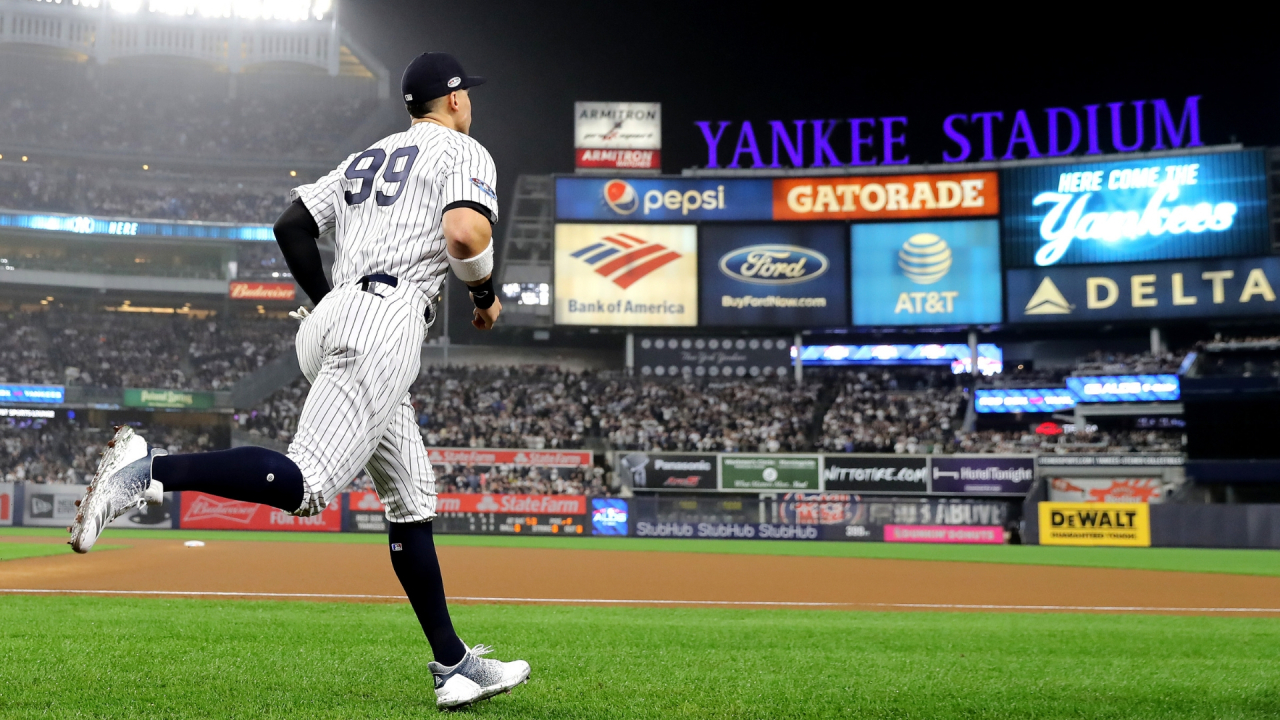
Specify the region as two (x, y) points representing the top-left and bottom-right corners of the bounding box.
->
(444, 206), (501, 330)
(273, 199), (332, 306)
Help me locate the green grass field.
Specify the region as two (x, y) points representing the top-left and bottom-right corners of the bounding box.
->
(5, 527), (1280, 577)
(0, 595), (1277, 719)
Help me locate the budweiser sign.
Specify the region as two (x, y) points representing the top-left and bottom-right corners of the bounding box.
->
(426, 448), (592, 468)
(229, 282), (296, 301)
(179, 492), (340, 531)
(437, 493), (587, 515)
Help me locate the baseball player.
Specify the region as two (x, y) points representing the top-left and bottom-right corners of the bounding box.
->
(69, 52), (529, 710)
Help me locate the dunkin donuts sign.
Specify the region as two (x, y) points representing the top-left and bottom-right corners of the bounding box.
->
(229, 282), (296, 301)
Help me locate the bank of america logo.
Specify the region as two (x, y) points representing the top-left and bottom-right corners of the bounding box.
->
(570, 232), (681, 289)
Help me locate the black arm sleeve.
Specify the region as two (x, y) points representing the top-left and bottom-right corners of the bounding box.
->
(273, 199), (330, 306)
(442, 200), (496, 225)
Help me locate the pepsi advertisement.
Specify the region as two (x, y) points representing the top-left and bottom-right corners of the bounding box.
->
(555, 177), (773, 222)
(1001, 149), (1270, 268)
(850, 219), (1002, 326)
(699, 224), (849, 327)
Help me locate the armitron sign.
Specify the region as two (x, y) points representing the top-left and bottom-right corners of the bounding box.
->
(229, 282), (296, 301)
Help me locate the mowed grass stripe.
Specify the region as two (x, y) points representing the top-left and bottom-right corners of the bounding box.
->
(1, 595), (1278, 719)
(3, 527), (1279, 577)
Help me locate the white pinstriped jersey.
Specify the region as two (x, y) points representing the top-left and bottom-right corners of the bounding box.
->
(290, 121), (499, 296)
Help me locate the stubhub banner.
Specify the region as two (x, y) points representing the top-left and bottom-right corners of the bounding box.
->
(699, 224), (849, 327)
(1001, 149), (1269, 268)
(556, 177), (772, 222)
(1007, 256), (1280, 323)
(851, 219), (1002, 326)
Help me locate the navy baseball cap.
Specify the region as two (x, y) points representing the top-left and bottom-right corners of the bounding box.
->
(402, 52), (486, 104)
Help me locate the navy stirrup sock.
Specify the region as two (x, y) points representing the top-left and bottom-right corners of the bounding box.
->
(151, 447), (305, 512)
(388, 521), (466, 667)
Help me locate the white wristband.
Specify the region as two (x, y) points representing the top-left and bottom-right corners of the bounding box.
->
(447, 239), (494, 283)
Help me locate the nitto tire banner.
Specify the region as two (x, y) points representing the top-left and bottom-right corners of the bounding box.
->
(823, 455), (928, 494)
(618, 451), (717, 491)
(179, 491), (341, 532)
(1039, 501), (1151, 547)
(0, 482), (13, 526)
(720, 455), (820, 491)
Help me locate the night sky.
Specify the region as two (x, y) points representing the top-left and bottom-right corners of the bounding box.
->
(343, 3), (1278, 194)
(339, 4), (1277, 344)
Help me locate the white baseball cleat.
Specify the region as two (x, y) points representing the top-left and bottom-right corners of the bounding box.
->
(69, 426), (166, 554)
(429, 643), (531, 710)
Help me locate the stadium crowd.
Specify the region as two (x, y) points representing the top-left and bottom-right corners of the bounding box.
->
(0, 70), (374, 160)
(1, 419), (216, 485)
(0, 163), (290, 224)
(0, 308), (295, 391)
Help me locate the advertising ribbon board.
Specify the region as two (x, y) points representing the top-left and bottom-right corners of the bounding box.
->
(555, 177), (773, 222)
(0, 384), (65, 404)
(1001, 149), (1269, 268)
(346, 490), (389, 533)
(1007, 256), (1280, 323)
(850, 219), (1003, 326)
(618, 452), (718, 491)
(123, 388), (215, 409)
(699, 223), (849, 328)
(775, 494), (1011, 543)
(633, 522), (819, 540)
(1038, 502), (1151, 546)
(434, 493), (588, 536)
(720, 455), (820, 491)
(773, 171), (998, 221)
(0, 482), (13, 526)
(22, 483), (174, 528)
(229, 281), (296, 301)
(930, 457), (1035, 495)
(179, 491), (341, 531)
(554, 223), (698, 326)
(426, 448), (592, 468)
(822, 456), (928, 494)
(1049, 478), (1168, 504)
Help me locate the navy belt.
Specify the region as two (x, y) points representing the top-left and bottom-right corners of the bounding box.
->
(359, 273), (399, 292)
(358, 273), (435, 328)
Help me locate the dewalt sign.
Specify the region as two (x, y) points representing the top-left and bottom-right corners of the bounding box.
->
(1038, 502), (1151, 547)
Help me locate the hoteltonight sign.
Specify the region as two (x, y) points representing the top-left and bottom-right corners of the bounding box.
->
(694, 96), (1202, 168)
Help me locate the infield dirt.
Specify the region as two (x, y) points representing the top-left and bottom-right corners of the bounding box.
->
(2, 535), (1279, 615)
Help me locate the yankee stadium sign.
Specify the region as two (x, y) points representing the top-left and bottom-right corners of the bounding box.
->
(694, 96), (1202, 168)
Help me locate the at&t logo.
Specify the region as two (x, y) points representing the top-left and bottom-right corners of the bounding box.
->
(895, 233), (958, 315)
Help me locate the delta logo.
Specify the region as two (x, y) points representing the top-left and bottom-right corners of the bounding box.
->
(570, 232), (682, 289)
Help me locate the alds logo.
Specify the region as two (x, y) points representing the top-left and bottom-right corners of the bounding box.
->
(570, 233), (681, 289)
(718, 245), (828, 285)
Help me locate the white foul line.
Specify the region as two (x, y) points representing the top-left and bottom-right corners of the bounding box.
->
(1, 588), (1280, 614)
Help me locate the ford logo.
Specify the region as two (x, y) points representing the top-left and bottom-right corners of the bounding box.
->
(718, 244), (828, 285)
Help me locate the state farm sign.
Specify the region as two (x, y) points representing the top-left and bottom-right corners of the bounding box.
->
(229, 281), (296, 301)
(437, 493), (587, 515)
(178, 491), (340, 531)
(426, 448), (592, 468)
